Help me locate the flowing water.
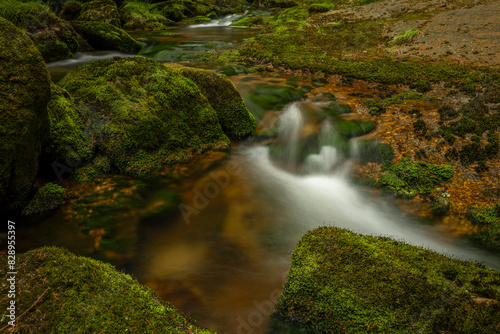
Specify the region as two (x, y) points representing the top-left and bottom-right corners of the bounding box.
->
(12, 15), (500, 334)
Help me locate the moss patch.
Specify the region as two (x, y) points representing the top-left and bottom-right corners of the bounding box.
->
(120, 1), (175, 30)
(0, 17), (51, 212)
(43, 82), (93, 165)
(270, 227), (500, 333)
(0, 246), (215, 333)
(70, 21), (142, 53)
(377, 157), (453, 199)
(466, 204), (500, 252)
(22, 183), (65, 215)
(176, 66), (256, 140)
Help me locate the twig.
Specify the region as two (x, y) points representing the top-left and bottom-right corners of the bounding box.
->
(0, 288), (49, 332)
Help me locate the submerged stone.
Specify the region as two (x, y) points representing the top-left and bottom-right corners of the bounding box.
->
(0, 246), (215, 333)
(270, 227), (500, 334)
(0, 18), (51, 212)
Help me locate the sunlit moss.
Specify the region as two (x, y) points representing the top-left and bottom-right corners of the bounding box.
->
(270, 227), (500, 333)
(0, 247), (215, 333)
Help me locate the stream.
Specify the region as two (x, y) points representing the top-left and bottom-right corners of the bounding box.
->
(16, 16), (500, 334)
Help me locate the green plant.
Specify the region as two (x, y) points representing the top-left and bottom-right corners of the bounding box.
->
(389, 29), (421, 46)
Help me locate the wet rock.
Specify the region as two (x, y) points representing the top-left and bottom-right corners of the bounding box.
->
(270, 227), (500, 333)
(0, 18), (51, 212)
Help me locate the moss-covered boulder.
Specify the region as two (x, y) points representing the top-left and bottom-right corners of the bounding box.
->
(44, 82), (93, 164)
(70, 21), (142, 53)
(0, 17), (51, 212)
(0, 0), (80, 62)
(120, 1), (175, 30)
(0, 246), (215, 333)
(177, 66), (256, 140)
(57, 56), (230, 178)
(60, 0), (121, 27)
(270, 227), (500, 334)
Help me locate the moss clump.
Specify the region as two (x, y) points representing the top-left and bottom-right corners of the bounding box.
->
(43, 82), (92, 164)
(0, 17), (51, 212)
(58, 57), (231, 178)
(0, 0), (80, 62)
(270, 227), (500, 334)
(0, 246), (215, 333)
(335, 119), (375, 138)
(22, 183), (65, 215)
(156, 0), (224, 23)
(377, 157), (453, 199)
(70, 21), (142, 53)
(466, 204), (500, 252)
(413, 119), (427, 136)
(176, 66), (256, 140)
(308, 4), (333, 13)
(62, 0), (121, 27)
(120, 1), (175, 30)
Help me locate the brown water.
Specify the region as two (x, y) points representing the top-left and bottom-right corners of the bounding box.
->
(12, 21), (500, 334)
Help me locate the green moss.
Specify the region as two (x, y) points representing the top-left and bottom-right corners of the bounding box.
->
(22, 183), (65, 215)
(72, 156), (111, 183)
(58, 57), (231, 177)
(308, 4), (333, 13)
(413, 119), (427, 136)
(43, 82), (93, 164)
(335, 119), (375, 138)
(243, 83), (304, 120)
(324, 102), (351, 115)
(0, 247), (215, 333)
(67, 0), (121, 27)
(0, 0), (80, 62)
(357, 140), (395, 167)
(0, 17), (51, 212)
(121, 1), (175, 30)
(271, 227), (500, 333)
(177, 66), (256, 140)
(466, 205), (500, 251)
(377, 157), (453, 199)
(70, 21), (142, 53)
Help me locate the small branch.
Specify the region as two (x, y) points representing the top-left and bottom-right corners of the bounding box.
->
(0, 288), (49, 332)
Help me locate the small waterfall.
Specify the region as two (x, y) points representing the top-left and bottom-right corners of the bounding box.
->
(189, 13), (245, 28)
(275, 103), (303, 167)
(242, 102), (500, 270)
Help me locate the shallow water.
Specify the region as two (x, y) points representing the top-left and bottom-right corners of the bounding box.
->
(15, 16), (500, 334)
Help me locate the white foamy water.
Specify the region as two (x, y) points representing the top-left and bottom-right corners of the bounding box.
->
(189, 13), (245, 28)
(241, 103), (500, 270)
(46, 51), (137, 68)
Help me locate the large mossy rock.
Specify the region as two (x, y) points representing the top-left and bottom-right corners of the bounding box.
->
(120, 1), (175, 30)
(177, 66), (256, 140)
(0, 0), (80, 62)
(57, 56), (231, 178)
(70, 21), (142, 53)
(60, 0), (121, 27)
(270, 227), (500, 334)
(0, 246), (214, 333)
(0, 18), (51, 211)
